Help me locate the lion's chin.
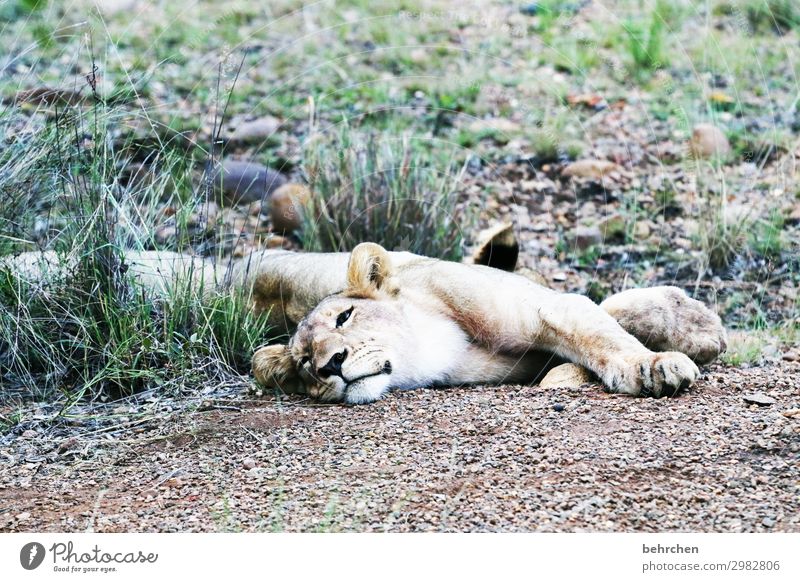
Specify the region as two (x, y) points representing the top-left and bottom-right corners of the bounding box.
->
(342, 374), (392, 405)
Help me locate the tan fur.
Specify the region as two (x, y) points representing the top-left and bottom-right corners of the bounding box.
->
(4, 237), (727, 404)
(250, 243), (727, 404)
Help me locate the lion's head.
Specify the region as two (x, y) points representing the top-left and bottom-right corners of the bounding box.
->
(252, 243), (432, 404)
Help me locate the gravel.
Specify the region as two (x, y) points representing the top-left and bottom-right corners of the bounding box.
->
(1, 362), (798, 533)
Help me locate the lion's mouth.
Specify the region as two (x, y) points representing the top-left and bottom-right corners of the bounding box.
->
(345, 361), (392, 386)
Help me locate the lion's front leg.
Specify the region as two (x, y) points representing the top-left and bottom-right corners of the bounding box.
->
(534, 292), (699, 397)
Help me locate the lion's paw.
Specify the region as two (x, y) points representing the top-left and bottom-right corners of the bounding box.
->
(601, 286), (727, 365)
(606, 351), (700, 398)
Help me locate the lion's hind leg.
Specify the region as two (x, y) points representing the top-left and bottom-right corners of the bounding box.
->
(600, 286), (727, 365)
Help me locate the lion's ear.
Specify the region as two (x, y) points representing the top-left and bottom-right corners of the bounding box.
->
(471, 223), (518, 272)
(345, 243), (399, 298)
(252, 344), (305, 394)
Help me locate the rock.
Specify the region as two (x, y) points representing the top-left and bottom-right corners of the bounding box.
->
(21, 430), (36, 439)
(187, 202), (219, 232)
(551, 272), (567, 282)
(270, 183), (310, 233)
(227, 116), (282, 147)
(786, 203), (800, 225)
(468, 118), (521, 135)
(57, 437), (79, 454)
(264, 235), (291, 249)
(516, 267), (548, 286)
(211, 160), (286, 206)
(15, 87), (84, 106)
(16, 512), (31, 522)
(154, 225), (177, 245)
(743, 392), (775, 406)
(94, 0), (139, 16)
(571, 225), (603, 250)
(634, 221), (651, 239)
(561, 159), (620, 180)
(689, 124), (730, 159)
(243, 458), (257, 469)
(597, 213), (626, 240)
(552, 403), (566, 412)
(762, 517), (775, 528)
(539, 363), (593, 389)
(781, 409), (800, 419)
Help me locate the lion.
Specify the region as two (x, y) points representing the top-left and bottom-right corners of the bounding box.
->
(241, 230), (727, 404)
(3, 226), (726, 404)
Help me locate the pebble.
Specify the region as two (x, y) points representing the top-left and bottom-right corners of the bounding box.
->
(743, 392), (776, 406)
(689, 124), (731, 159)
(211, 160), (287, 206)
(226, 116), (282, 147)
(270, 183), (311, 233)
(562, 159), (621, 180)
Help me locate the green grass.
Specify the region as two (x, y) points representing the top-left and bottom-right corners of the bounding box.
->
(623, 8), (668, 78)
(0, 101), (272, 404)
(749, 209), (786, 259)
(300, 121), (475, 261)
(742, 0), (800, 33)
(720, 324), (798, 366)
(692, 168), (753, 272)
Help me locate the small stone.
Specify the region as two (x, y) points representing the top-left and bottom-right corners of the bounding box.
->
(468, 117), (521, 135)
(264, 235), (290, 249)
(243, 458), (257, 469)
(561, 159), (621, 180)
(551, 272), (567, 282)
(689, 124), (730, 159)
(16, 512), (31, 521)
(94, 0), (138, 16)
(597, 213), (626, 240)
(571, 225), (603, 250)
(780, 409), (800, 418)
(227, 116), (282, 147)
(552, 403), (566, 412)
(539, 363), (594, 389)
(154, 225), (177, 244)
(211, 160), (287, 206)
(743, 392), (776, 407)
(21, 430), (36, 439)
(762, 517), (775, 528)
(57, 437), (79, 454)
(270, 183), (311, 233)
(634, 221), (651, 239)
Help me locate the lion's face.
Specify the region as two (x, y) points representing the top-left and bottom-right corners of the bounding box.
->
(288, 294), (403, 403)
(252, 243), (414, 404)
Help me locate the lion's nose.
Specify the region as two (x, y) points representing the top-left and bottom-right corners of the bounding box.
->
(317, 349), (348, 378)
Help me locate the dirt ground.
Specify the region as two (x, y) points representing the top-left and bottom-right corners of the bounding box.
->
(1, 362), (798, 533)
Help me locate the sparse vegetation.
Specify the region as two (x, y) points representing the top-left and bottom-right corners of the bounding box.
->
(623, 7), (668, 77)
(0, 0), (798, 411)
(301, 124), (474, 260)
(742, 0), (800, 33)
(0, 104), (272, 403)
(693, 171), (753, 271)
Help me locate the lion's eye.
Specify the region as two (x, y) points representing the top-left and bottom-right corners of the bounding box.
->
(299, 356), (310, 367)
(335, 306), (354, 328)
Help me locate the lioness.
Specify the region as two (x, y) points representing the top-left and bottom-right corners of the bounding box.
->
(244, 240), (727, 404)
(4, 232), (726, 404)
